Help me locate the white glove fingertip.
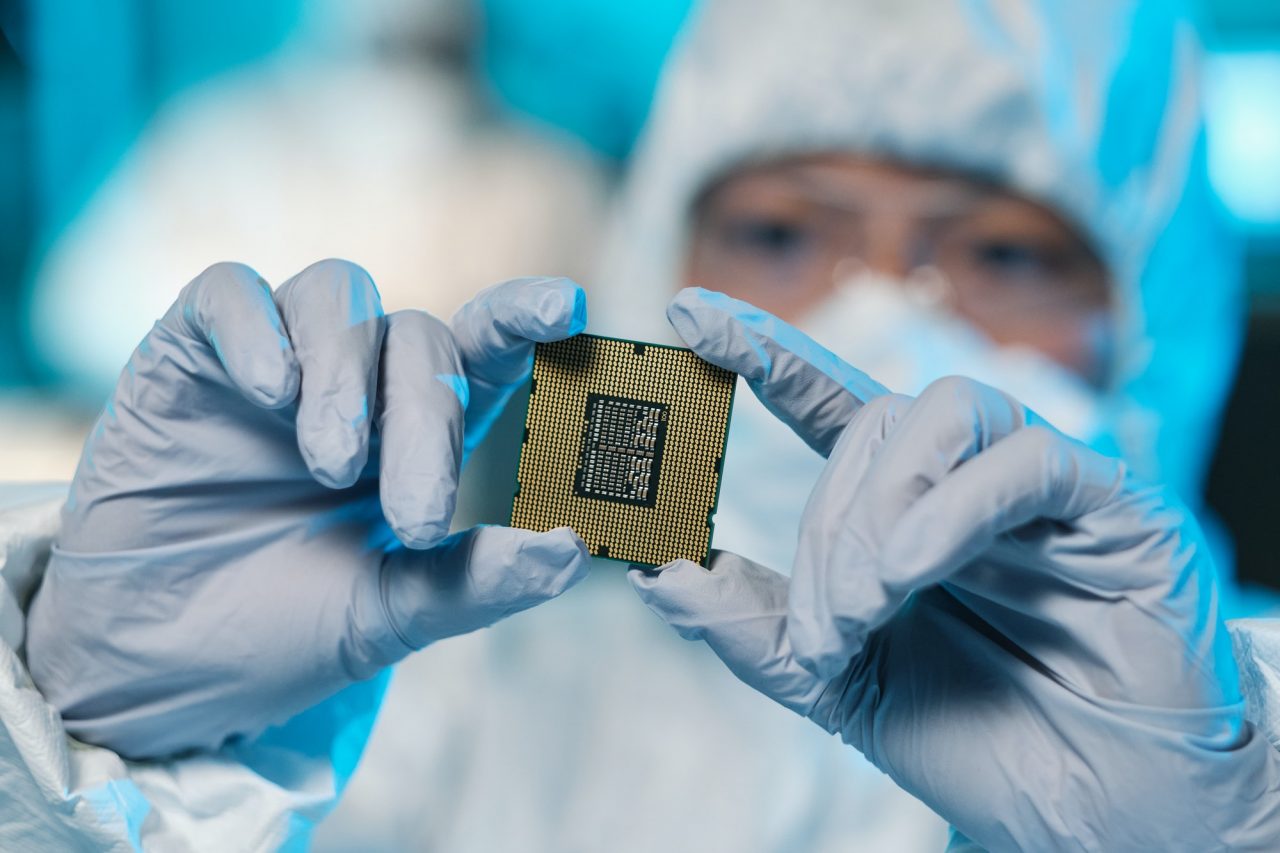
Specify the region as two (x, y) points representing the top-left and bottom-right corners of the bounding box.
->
(667, 287), (885, 456)
(214, 325), (299, 410)
(517, 526), (591, 596)
(664, 288), (745, 372)
(242, 363), (300, 410)
(299, 414), (369, 489)
(512, 277), (588, 341)
(232, 279), (301, 409)
(177, 262), (302, 409)
(627, 559), (713, 639)
(383, 492), (454, 550)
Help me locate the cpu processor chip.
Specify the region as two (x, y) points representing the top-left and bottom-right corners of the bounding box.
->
(510, 334), (736, 567)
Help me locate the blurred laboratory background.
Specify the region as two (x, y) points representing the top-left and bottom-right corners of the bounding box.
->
(0, 0), (696, 469)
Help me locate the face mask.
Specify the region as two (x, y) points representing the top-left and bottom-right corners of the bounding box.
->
(713, 272), (1111, 573)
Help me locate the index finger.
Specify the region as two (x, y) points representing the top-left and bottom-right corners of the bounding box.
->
(166, 261), (300, 408)
(450, 277), (587, 457)
(666, 287), (888, 457)
(274, 259), (386, 489)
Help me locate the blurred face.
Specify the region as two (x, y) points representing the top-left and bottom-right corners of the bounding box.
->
(685, 155), (1113, 384)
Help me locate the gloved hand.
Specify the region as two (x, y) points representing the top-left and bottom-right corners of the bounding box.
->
(631, 288), (1280, 851)
(26, 260), (591, 760)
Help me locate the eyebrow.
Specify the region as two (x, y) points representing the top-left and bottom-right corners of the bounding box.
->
(785, 168), (993, 220)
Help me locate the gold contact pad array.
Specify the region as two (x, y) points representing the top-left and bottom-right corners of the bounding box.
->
(510, 335), (735, 567)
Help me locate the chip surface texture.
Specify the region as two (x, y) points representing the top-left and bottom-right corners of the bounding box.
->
(511, 334), (735, 566)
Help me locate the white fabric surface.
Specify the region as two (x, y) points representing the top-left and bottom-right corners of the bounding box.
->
(0, 484), (387, 852)
(1233, 619), (1280, 753)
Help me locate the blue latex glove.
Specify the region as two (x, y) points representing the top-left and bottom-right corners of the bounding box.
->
(630, 288), (1280, 851)
(26, 260), (590, 760)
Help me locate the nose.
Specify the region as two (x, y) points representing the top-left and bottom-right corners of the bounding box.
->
(858, 216), (917, 279)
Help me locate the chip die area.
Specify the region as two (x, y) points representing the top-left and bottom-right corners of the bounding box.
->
(510, 334), (736, 567)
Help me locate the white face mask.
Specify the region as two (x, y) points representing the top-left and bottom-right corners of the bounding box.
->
(713, 272), (1111, 573)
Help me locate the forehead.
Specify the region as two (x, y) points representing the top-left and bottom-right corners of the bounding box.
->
(697, 154), (1012, 217)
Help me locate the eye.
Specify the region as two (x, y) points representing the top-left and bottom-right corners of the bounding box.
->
(969, 240), (1067, 282)
(718, 216), (815, 260)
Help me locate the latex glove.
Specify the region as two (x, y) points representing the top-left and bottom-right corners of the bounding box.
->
(630, 288), (1280, 851)
(26, 260), (590, 760)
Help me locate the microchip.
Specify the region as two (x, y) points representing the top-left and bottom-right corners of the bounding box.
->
(510, 334), (736, 567)
(574, 394), (668, 507)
